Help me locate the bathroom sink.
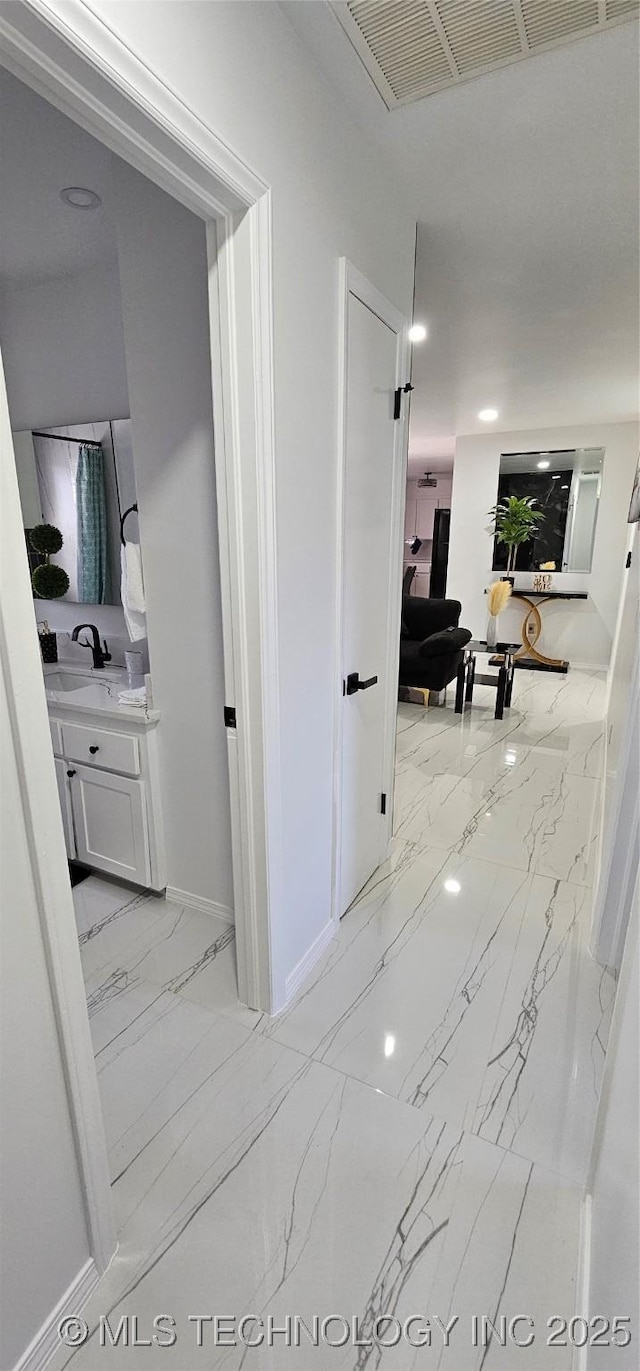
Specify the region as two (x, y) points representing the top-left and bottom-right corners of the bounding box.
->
(44, 671), (95, 692)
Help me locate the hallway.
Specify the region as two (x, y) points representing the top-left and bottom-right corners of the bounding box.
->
(58, 668), (614, 1369)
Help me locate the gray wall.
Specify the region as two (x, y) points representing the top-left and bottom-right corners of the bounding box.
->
(0, 261), (129, 428)
(115, 162), (233, 914)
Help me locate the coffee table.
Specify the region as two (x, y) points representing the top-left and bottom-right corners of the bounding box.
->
(455, 641), (517, 720)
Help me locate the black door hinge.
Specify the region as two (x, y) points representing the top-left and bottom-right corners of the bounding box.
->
(224, 706), (236, 729)
(380, 792), (387, 815)
(394, 383), (414, 420)
(626, 551), (632, 569)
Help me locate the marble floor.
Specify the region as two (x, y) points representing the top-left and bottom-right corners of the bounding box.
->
(55, 668), (620, 1370)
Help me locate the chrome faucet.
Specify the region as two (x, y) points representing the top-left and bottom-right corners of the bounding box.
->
(71, 623), (111, 670)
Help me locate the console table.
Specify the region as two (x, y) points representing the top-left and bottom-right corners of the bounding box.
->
(510, 590), (588, 673)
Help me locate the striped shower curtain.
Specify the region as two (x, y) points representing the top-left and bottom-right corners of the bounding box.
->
(76, 443), (107, 603)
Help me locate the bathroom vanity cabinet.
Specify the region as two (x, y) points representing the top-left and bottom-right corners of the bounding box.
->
(45, 667), (165, 890)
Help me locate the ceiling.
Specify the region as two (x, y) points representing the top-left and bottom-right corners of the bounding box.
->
(0, 67), (117, 287)
(283, 4), (640, 471)
(333, 0), (639, 107)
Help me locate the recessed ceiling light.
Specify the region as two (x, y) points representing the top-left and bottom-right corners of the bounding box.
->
(409, 323), (427, 343)
(444, 877), (461, 894)
(537, 459), (550, 469)
(384, 1034), (396, 1058)
(478, 408), (498, 422)
(60, 186), (102, 210)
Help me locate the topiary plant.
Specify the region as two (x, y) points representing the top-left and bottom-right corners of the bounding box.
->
(29, 523), (63, 557)
(29, 523), (69, 599)
(32, 562), (70, 599)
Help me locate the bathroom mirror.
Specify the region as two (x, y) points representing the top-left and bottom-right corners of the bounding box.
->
(16, 418), (137, 605)
(492, 448), (604, 574)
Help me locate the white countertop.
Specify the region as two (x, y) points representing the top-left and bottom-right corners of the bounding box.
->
(43, 663), (160, 724)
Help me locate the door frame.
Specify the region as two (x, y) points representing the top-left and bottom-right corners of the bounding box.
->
(0, 0), (281, 1273)
(331, 260), (410, 923)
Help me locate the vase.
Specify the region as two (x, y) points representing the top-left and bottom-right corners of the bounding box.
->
(39, 630), (58, 663)
(486, 614), (498, 650)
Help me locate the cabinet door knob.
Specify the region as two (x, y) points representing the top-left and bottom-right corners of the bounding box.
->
(66, 769), (76, 778)
(89, 745), (99, 754)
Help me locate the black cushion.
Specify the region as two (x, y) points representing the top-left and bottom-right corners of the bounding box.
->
(418, 626), (472, 659)
(402, 595), (462, 640)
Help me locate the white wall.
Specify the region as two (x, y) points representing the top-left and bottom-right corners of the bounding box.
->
(0, 261), (129, 428)
(585, 892), (638, 1369)
(114, 161), (233, 915)
(448, 422), (639, 666)
(0, 361), (98, 1371)
(0, 259), (134, 658)
(90, 0), (415, 983)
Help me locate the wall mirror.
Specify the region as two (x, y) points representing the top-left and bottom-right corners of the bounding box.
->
(492, 448), (604, 574)
(15, 418), (138, 605)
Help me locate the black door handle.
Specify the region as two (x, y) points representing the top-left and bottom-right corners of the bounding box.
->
(66, 769), (76, 778)
(89, 745), (99, 754)
(346, 671), (379, 696)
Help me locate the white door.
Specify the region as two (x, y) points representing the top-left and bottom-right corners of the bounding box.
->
(54, 757), (75, 860)
(69, 763), (150, 885)
(339, 281), (406, 915)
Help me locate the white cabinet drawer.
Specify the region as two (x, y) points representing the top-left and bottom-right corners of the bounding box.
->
(61, 721), (140, 776)
(49, 718), (63, 757)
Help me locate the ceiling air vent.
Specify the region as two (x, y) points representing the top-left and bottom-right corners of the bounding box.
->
(332, 0), (639, 107)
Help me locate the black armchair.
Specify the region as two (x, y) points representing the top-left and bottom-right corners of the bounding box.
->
(399, 596), (472, 694)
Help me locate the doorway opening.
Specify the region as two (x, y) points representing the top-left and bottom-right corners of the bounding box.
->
(0, 58), (248, 1238)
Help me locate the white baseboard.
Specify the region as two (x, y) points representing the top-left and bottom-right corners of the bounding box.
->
(279, 918), (335, 1012)
(569, 661), (608, 673)
(165, 886), (234, 925)
(573, 1193), (592, 1371)
(13, 1257), (100, 1371)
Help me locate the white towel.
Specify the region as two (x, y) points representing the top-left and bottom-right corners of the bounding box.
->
(120, 543), (146, 642)
(117, 686), (147, 708)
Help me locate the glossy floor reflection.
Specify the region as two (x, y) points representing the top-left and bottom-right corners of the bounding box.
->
(56, 668), (618, 1370)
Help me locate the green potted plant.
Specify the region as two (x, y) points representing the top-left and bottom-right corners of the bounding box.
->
(29, 524), (70, 600)
(488, 495), (544, 582)
(29, 524), (69, 664)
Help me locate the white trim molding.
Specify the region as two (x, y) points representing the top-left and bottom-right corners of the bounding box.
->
(165, 887), (234, 925)
(331, 259), (410, 923)
(281, 919), (336, 1012)
(12, 1258), (101, 1371)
